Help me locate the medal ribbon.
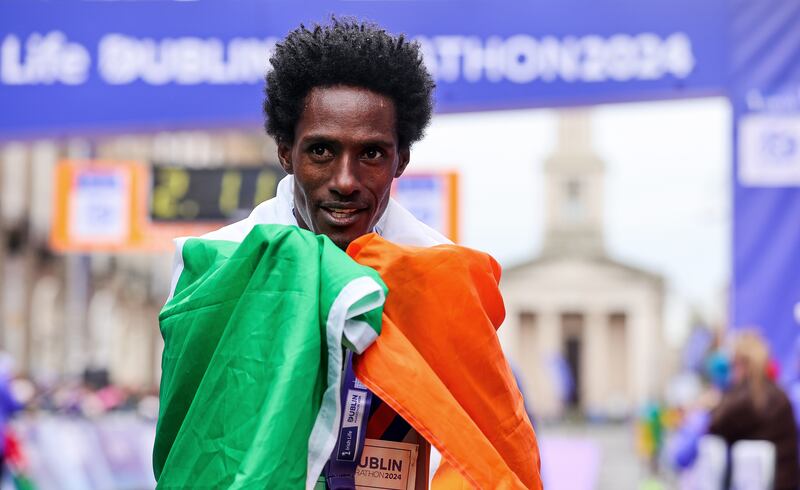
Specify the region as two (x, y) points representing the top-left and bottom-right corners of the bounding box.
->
(324, 351), (373, 490)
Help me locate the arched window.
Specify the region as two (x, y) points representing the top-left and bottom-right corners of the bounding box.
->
(563, 178), (585, 223)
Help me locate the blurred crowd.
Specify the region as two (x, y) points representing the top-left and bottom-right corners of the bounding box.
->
(0, 358), (158, 490)
(636, 328), (800, 489)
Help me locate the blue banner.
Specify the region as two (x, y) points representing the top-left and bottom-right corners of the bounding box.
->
(0, 0), (727, 138)
(730, 0), (800, 368)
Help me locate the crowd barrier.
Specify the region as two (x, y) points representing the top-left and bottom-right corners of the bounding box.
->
(8, 414), (156, 490)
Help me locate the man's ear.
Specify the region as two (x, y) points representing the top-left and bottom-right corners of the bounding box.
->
(395, 147), (411, 178)
(277, 141), (294, 175)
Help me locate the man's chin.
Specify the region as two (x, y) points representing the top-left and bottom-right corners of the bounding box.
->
(317, 227), (365, 251)
(311, 213), (374, 250)
(329, 233), (358, 251)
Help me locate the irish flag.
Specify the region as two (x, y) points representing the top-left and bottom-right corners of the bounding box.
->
(153, 224), (387, 489)
(154, 224), (542, 489)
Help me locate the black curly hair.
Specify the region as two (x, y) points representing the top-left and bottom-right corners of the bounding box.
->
(264, 18), (435, 149)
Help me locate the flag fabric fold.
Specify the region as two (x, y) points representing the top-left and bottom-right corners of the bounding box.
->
(347, 234), (543, 490)
(153, 224), (387, 490)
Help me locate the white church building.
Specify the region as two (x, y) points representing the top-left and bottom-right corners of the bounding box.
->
(500, 110), (665, 419)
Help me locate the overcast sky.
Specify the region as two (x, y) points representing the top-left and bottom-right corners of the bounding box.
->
(409, 97), (732, 343)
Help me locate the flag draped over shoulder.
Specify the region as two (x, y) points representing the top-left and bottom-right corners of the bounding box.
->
(348, 234), (543, 490)
(153, 224), (387, 490)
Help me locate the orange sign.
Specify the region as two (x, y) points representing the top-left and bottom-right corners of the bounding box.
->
(50, 160), (220, 253)
(392, 171), (459, 242)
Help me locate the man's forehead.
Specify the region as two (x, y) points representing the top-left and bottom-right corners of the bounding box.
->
(302, 86), (395, 117)
(296, 86), (399, 142)
(298, 129), (396, 146)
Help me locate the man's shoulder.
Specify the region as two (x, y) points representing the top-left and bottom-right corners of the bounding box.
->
(165, 195), (291, 302)
(200, 193), (292, 243)
(200, 216), (258, 243)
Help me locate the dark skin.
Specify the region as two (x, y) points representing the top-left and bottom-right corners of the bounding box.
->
(277, 85), (411, 250)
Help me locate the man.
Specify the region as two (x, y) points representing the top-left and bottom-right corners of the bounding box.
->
(160, 19), (540, 490)
(182, 18), (445, 489)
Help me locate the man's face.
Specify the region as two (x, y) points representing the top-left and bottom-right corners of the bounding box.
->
(278, 85), (410, 250)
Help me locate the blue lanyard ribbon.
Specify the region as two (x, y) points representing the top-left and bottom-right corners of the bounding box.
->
(324, 351), (373, 490)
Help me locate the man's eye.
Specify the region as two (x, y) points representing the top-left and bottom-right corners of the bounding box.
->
(309, 145), (331, 158)
(363, 148), (383, 160)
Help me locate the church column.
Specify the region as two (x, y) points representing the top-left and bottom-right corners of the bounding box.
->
(583, 309), (608, 415)
(539, 309), (561, 358)
(538, 309), (562, 416)
(628, 305), (658, 406)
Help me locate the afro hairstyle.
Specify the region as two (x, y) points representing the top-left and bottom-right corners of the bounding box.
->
(264, 18), (435, 148)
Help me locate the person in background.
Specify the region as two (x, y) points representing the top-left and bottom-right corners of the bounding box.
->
(780, 337), (800, 433)
(708, 330), (799, 490)
(665, 347), (728, 472)
(0, 353), (23, 482)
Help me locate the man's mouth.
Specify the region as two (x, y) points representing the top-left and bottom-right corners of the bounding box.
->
(320, 205), (367, 226)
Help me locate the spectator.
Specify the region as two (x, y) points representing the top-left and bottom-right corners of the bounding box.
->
(708, 330), (799, 490)
(0, 353), (23, 481)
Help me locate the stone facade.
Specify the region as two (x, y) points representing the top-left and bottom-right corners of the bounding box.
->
(499, 110), (664, 419)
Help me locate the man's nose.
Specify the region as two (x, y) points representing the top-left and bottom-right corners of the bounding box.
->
(329, 155), (359, 196)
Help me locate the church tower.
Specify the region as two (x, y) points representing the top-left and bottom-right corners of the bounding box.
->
(501, 108), (665, 419)
(541, 109), (606, 258)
